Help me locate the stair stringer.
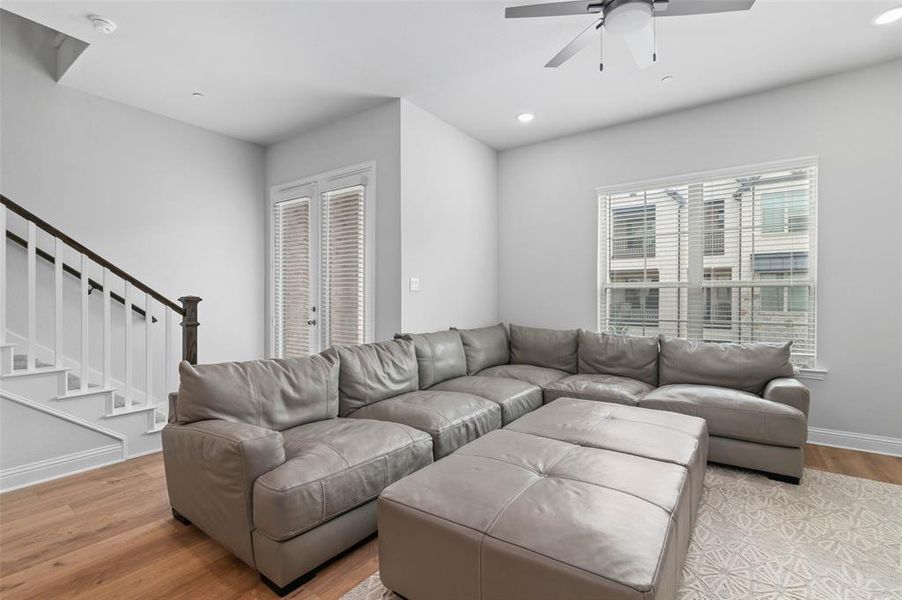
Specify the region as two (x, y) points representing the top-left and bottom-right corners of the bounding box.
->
(0, 389), (127, 492)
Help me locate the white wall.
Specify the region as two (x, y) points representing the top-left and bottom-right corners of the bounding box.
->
(399, 100), (499, 332)
(265, 100), (402, 344)
(498, 60), (902, 443)
(1, 11), (266, 364)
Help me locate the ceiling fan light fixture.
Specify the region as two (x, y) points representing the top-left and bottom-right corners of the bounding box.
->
(874, 6), (902, 25)
(604, 1), (655, 69)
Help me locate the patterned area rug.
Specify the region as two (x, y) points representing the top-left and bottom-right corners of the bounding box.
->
(342, 466), (902, 600)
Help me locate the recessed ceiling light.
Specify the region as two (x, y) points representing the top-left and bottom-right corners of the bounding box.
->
(88, 15), (117, 34)
(517, 113), (535, 123)
(660, 75), (674, 83)
(874, 6), (902, 24)
(192, 92), (205, 98)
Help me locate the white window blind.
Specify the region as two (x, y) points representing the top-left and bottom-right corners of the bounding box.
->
(273, 196), (311, 358)
(321, 185), (366, 347)
(598, 159), (817, 367)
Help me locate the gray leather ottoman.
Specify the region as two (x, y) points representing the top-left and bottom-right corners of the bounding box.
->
(507, 397), (709, 526)
(378, 399), (708, 600)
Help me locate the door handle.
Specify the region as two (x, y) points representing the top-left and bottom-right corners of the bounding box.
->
(307, 319), (317, 326)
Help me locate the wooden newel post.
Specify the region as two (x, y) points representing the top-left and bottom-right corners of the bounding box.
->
(179, 296), (201, 365)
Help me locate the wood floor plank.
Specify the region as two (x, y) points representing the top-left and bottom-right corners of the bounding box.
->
(1, 445), (899, 599)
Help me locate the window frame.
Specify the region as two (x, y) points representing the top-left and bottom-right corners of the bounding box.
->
(596, 157), (819, 368)
(268, 161), (376, 357)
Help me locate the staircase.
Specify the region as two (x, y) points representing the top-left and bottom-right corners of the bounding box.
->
(0, 195), (201, 492)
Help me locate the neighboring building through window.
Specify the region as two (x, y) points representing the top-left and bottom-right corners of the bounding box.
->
(611, 205), (656, 258)
(609, 270), (660, 331)
(704, 269), (732, 329)
(597, 159), (817, 367)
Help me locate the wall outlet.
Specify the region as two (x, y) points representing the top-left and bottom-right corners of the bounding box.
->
(409, 277), (420, 292)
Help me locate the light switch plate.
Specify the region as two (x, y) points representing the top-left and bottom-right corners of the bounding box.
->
(409, 277), (420, 292)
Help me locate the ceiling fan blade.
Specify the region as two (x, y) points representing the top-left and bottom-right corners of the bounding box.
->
(506, 1), (603, 19)
(545, 18), (603, 68)
(654, 0), (755, 17)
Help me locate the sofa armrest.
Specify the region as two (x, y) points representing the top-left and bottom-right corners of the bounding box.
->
(763, 378), (810, 417)
(162, 420), (285, 567)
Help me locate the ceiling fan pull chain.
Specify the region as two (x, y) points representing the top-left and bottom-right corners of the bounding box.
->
(599, 23), (605, 72)
(652, 3), (658, 63)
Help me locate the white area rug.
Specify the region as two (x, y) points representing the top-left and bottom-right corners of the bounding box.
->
(342, 466), (902, 600)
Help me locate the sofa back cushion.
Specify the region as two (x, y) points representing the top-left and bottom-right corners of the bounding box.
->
(658, 335), (794, 395)
(395, 330), (467, 389)
(337, 338), (419, 416)
(453, 323), (510, 375)
(176, 349), (339, 430)
(510, 324), (578, 373)
(578, 330), (659, 386)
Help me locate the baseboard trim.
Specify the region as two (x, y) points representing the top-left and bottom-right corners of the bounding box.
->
(0, 444), (123, 492)
(808, 427), (902, 458)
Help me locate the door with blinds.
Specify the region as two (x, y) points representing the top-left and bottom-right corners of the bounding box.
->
(272, 167), (371, 357)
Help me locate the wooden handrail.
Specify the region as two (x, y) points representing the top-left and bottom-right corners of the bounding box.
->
(5, 230), (157, 323)
(1, 194), (184, 315)
(2, 193), (200, 365)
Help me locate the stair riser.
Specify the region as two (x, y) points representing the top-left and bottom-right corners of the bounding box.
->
(1, 372), (66, 401)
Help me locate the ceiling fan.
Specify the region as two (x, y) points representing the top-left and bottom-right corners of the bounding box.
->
(505, 0), (755, 71)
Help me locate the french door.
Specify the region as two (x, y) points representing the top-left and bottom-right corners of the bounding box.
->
(272, 166), (371, 357)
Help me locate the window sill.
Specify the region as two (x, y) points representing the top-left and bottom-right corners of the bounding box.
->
(795, 368), (828, 381)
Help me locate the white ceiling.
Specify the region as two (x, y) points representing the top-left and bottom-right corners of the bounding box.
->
(5, 0), (902, 150)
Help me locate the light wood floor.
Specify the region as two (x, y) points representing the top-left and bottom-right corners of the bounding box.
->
(1, 444), (900, 600)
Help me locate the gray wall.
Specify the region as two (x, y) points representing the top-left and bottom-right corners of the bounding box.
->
(400, 100), (499, 332)
(266, 100), (402, 344)
(497, 60), (902, 442)
(1, 10), (266, 364)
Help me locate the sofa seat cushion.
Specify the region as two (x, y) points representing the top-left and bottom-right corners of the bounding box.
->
(543, 374), (655, 406)
(430, 376), (542, 425)
(348, 390), (501, 459)
(253, 418), (432, 541)
(476, 364), (569, 388)
(639, 384), (806, 447)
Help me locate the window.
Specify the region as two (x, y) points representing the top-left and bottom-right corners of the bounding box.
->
(612, 205), (655, 258)
(598, 159), (817, 367)
(762, 190), (808, 234)
(271, 165), (373, 357)
(704, 199), (725, 255)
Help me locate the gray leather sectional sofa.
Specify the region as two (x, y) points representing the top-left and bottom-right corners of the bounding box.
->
(162, 322), (809, 596)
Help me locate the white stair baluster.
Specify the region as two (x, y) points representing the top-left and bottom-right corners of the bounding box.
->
(124, 282), (133, 409)
(54, 238), (64, 367)
(0, 207), (6, 345)
(102, 268), (111, 388)
(145, 293), (153, 408)
(26, 222), (36, 370)
(80, 254), (89, 391)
